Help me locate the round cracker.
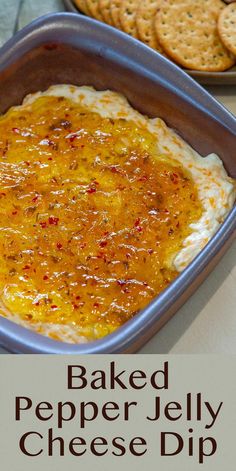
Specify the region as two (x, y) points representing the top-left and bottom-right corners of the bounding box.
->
(136, 0), (164, 53)
(110, 0), (123, 29)
(119, 0), (140, 38)
(218, 3), (236, 56)
(86, 0), (104, 20)
(74, 0), (91, 15)
(155, 0), (235, 71)
(99, 0), (114, 25)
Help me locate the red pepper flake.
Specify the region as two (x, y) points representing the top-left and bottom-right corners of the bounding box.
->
(69, 134), (77, 143)
(122, 287), (131, 294)
(117, 279), (126, 286)
(56, 242), (63, 250)
(93, 302), (100, 308)
(110, 166), (120, 173)
(0, 192), (6, 196)
(134, 218), (143, 232)
(43, 275), (49, 280)
(34, 302), (40, 306)
(170, 172), (179, 184)
(72, 196), (76, 201)
(75, 295), (81, 301)
(48, 216), (59, 225)
(80, 242), (87, 249)
(12, 127), (20, 133)
(148, 249), (154, 255)
(138, 175), (148, 182)
(23, 265), (30, 270)
(51, 305), (58, 310)
(24, 161), (30, 167)
(40, 221), (47, 229)
(126, 253), (131, 259)
(72, 303), (79, 309)
(12, 211), (17, 215)
(32, 195), (39, 203)
(86, 187), (96, 194)
(48, 157), (53, 161)
(99, 240), (107, 248)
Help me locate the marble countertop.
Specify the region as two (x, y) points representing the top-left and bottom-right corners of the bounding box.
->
(0, 1), (235, 354)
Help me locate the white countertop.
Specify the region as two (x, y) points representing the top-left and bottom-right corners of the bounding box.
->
(0, 2), (235, 354)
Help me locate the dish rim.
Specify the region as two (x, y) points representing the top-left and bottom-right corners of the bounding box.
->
(0, 12), (235, 353)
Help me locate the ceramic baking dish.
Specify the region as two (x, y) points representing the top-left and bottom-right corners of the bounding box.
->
(0, 13), (235, 354)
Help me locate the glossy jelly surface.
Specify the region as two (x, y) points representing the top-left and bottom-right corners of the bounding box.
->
(0, 96), (202, 340)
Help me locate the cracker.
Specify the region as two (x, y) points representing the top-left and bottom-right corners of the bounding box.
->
(86, 0), (104, 20)
(74, 0), (91, 15)
(110, 0), (123, 29)
(218, 3), (236, 56)
(136, 0), (164, 52)
(155, 0), (235, 71)
(119, 0), (140, 38)
(99, 0), (114, 25)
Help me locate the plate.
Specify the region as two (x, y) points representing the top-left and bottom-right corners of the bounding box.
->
(63, 0), (236, 85)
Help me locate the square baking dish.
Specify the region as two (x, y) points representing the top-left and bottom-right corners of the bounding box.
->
(0, 13), (235, 354)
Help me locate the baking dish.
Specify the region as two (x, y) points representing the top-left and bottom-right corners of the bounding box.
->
(0, 13), (235, 354)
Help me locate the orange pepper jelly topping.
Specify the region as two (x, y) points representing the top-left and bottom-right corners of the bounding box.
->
(0, 96), (202, 340)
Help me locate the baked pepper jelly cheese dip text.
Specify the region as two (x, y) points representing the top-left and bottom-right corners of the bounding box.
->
(0, 85), (234, 342)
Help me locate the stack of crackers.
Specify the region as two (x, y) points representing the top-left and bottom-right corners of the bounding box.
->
(74, 0), (236, 72)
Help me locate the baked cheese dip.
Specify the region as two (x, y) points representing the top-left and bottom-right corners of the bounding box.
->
(0, 85), (235, 343)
